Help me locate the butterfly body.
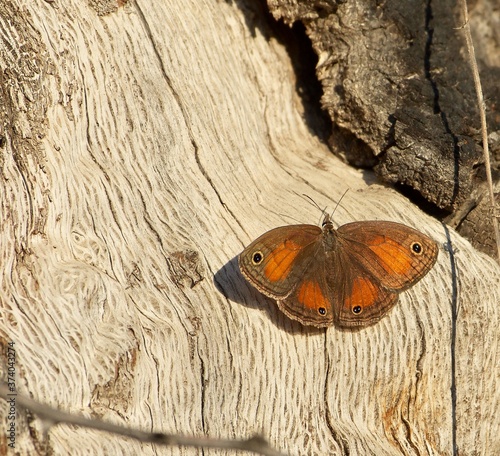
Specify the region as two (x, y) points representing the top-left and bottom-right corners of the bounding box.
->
(239, 215), (438, 328)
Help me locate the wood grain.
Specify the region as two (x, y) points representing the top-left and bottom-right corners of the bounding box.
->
(0, 1), (499, 455)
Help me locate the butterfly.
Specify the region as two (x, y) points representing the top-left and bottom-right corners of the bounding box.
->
(239, 215), (438, 328)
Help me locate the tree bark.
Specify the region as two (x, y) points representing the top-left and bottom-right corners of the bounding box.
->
(268, 0), (500, 257)
(0, 1), (499, 455)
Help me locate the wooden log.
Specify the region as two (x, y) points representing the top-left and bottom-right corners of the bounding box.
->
(0, 1), (498, 454)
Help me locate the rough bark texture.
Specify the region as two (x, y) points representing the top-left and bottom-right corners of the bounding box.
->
(0, 1), (499, 455)
(268, 0), (500, 257)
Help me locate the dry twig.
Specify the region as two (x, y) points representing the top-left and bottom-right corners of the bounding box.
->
(460, 0), (500, 261)
(0, 383), (286, 456)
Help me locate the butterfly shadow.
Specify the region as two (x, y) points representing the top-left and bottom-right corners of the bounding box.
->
(213, 256), (326, 336)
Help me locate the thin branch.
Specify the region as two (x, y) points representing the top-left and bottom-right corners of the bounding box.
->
(460, 0), (500, 262)
(0, 383), (287, 456)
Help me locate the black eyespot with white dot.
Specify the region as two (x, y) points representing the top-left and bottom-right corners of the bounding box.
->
(318, 307), (326, 316)
(352, 305), (362, 314)
(411, 242), (423, 255)
(252, 251), (263, 265)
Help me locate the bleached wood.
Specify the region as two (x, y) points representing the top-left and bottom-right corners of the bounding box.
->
(0, 1), (498, 455)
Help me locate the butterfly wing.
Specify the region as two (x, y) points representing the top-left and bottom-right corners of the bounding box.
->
(328, 249), (399, 327)
(332, 221), (438, 327)
(337, 221), (438, 290)
(239, 224), (322, 299)
(276, 251), (335, 327)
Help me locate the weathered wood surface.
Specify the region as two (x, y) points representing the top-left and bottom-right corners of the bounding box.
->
(0, 1), (499, 455)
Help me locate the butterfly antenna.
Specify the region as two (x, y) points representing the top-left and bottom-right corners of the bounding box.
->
(297, 193), (319, 210)
(299, 194), (328, 224)
(331, 189), (350, 218)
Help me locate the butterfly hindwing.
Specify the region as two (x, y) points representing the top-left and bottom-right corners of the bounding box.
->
(327, 249), (399, 327)
(277, 254), (334, 327)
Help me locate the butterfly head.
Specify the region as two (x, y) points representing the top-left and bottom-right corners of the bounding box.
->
(321, 213), (334, 229)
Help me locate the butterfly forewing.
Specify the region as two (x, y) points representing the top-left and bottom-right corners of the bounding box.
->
(239, 224), (322, 299)
(337, 221), (438, 291)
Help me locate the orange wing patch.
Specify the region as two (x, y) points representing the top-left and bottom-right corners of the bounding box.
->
(297, 280), (329, 311)
(368, 239), (413, 276)
(264, 240), (302, 283)
(349, 276), (379, 307)
(343, 276), (397, 325)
